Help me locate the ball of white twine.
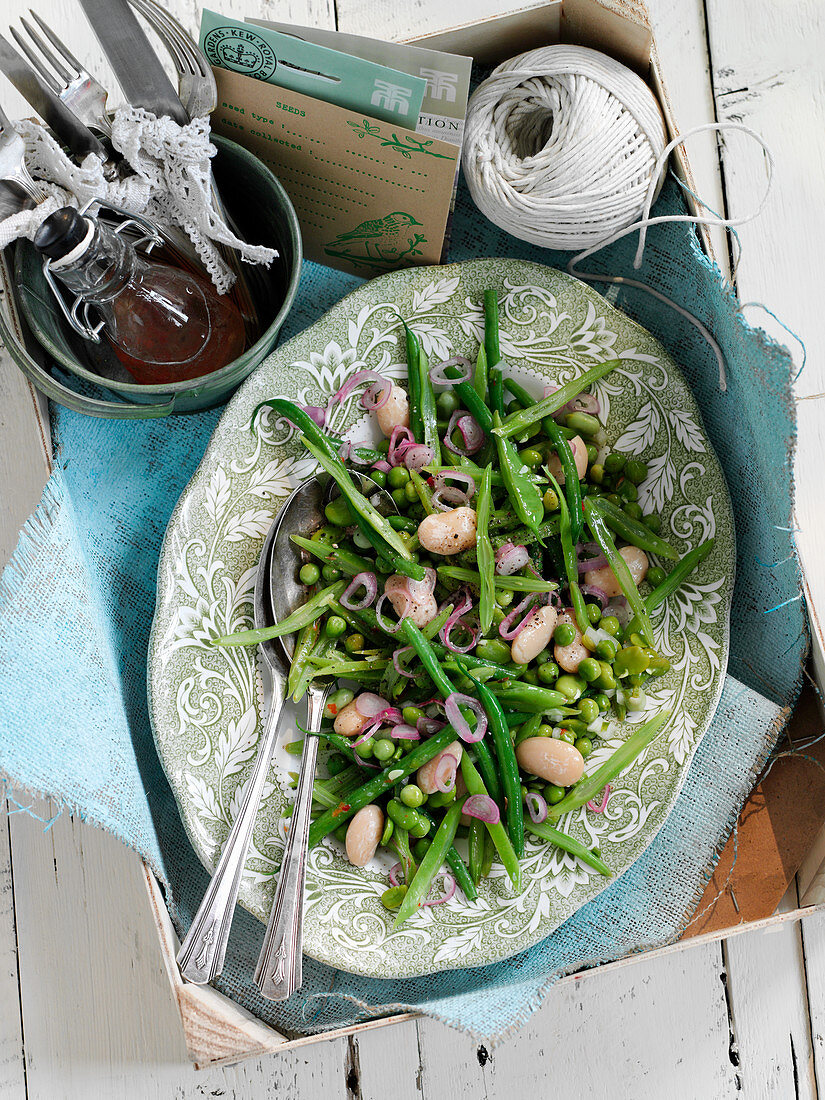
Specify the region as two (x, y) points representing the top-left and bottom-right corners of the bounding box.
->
(463, 45), (668, 250)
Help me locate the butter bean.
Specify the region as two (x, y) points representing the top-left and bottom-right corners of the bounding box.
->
(417, 742), (463, 795)
(511, 605), (559, 665)
(385, 568), (438, 627)
(376, 384), (410, 437)
(546, 435), (588, 483)
(584, 545), (649, 599)
(333, 698), (372, 737)
(516, 736), (585, 787)
(418, 507), (477, 555)
(345, 804), (384, 867)
(554, 610), (588, 673)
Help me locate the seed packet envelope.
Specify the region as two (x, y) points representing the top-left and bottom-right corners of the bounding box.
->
(208, 66), (461, 277)
(199, 10), (426, 127)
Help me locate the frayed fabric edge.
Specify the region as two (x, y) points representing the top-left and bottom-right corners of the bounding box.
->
(0, 472), (65, 606)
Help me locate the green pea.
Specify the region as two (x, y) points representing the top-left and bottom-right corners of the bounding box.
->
(324, 687), (355, 719)
(647, 565), (667, 588)
(589, 463), (605, 485)
(403, 480), (418, 503)
(519, 447), (545, 468)
(345, 633), (365, 654)
(586, 602), (602, 625)
(556, 727), (577, 745)
(402, 705), (424, 726)
(555, 674), (585, 701)
(595, 662), (617, 691)
(575, 737), (594, 758)
(594, 692), (611, 712)
(325, 615), (347, 639)
(586, 443), (599, 465)
(324, 497), (354, 527)
(648, 654), (671, 678)
(299, 562), (320, 585)
(578, 657), (601, 683)
(604, 452), (626, 475)
(578, 697), (600, 724)
(522, 669), (540, 686)
(538, 662), (560, 685)
(321, 564), (341, 582)
(600, 615), (621, 637)
(427, 788), (456, 808)
(409, 816), (430, 839)
(625, 459), (649, 485)
(326, 753), (348, 777)
(535, 648), (553, 665)
(400, 783), (425, 808)
(387, 465), (410, 489)
(492, 606), (506, 627)
(642, 512), (662, 533)
(437, 390), (460, 416)
(544, 783), (566, 804)
(623, 502), (643, 521)
(538, 723), (554, 738)
(387, 799), (418, 830)
(373, 738), (396, 762)
(565, 411), (601, 437)
(381, 885), (408, 911)
(605, 493), (623, 507)
(496, 588), (515, 608)
(355, 737), (375, 759)
(333, 823), (349, 843)
(554, 622), (577, 647)
(542, 487), (560, 511)
(391, 487), (408, 509)
(595, 637), (619, 661)
(619, 479), (638, 502)
(369, 468), (387, 489)
(476, 639), (512, 664)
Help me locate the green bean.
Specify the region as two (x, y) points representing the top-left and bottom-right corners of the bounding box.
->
(422, 603), (454, 641)
(542, 417), (583, 545)
(326, 435), (385, 466)
(472, 740), (504, 807)
(502, 375), (539, 411)
(548, 471), (589, 635)
(505, 711), (533, 729)
(493, 411), (545, 539)
(286, 617), (319, 699)
(473, 342), (488, 400)
(442, 366), (494, 432)
(461, 663), (524, 857)
(417, 345), (441, 465)
(588, 496), (679, 560)
(490, 517), (562, 550)
(468, 816), (485, 886)
(429, 642), (515, 671)
(624, 538), (715, 638)
(410, 469), (435, 515)
(496, 360), (622, 439)
(290, 629), (335, 702)
(484, 289), (501, 368)
(388, 826), (417, 890)
(583, 499), (654, 646)
(404, 321), (424, 444)
(438, 566), (557, 593)
(547, 710), (671, 822)
(526, 820), (612, 876)
(489, 367), (505, 418)
(459, 755), (521, 889)
(349, 508), (427, 582)
(308, 726), (457, 847)
(309, 656), (389, 678)
(420, 807), (477, 901)
(311, 768), (363, 809)
(490, 683), (567, 712)
(476, 465), (496, 635)
(481, 830), (494, 879)
(425, 463), (505, 487)
(214, 580), (346, 646)
(514, 713), (543, 747)
(394, 800), (464, 926)
(290, 535), (375, 578)
(251, 398), (340, 461)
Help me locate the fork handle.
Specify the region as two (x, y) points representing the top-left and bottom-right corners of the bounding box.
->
(254, 686), (329, 1000)
(177, 677), (285, 985)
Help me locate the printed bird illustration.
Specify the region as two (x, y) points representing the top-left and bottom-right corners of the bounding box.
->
(324, 211), (426, 272)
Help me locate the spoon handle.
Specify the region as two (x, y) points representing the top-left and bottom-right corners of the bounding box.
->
(177, 677), (285, 985)
(254, 684), (330, 1000)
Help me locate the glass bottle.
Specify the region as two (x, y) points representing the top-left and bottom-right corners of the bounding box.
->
(34, 206), (246, 385)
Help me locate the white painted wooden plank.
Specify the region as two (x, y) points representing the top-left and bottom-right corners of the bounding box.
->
(355, 1018), (424, 1100)
(724, 885), (817, 1099)
(800, 905), (825, 1094)
(0, 808), (26, 1100)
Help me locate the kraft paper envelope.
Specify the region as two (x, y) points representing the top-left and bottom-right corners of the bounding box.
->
(211, 67), (460, 277)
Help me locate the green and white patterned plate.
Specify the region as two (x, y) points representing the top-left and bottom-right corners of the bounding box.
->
(148, 258), (734, 978)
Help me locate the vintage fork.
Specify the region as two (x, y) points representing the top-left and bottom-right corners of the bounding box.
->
(0, 100), (46, 202)
(128, 0), (216, 119)
(10, 11), (112, 137)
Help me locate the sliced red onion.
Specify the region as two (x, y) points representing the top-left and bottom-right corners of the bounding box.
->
(353, 754), (380, 769)
(429, 356), (472, 386)
(495, 541), (530, 576)
(376, 592), (408, 634)
(391, 723), (420, 740)
(444, 693), (488, 743)
(461, 794), (500, 824)
(581, 584), (609, 606)
(403, 444), (434, 471)
(431, 470), (476, 511)
(337, 440), (372, 467)
(439, 590), (476, 654)
(354, 692), (391, 718)
(603, 598), (631, 626)
(499, 593), (540, 641)
(525, 791), (548, 824)
(578, 553), (608, 573)
(388, 425), (415, 467)
(375, 707), (403, 726)
(361, 378), (392, 411)
(587, 784), (612, 813)
(388, 862), (405, 888)
(329, 369), (386, 407)
(372, 459), (391, 473)
(392, 646), (416, 679)
(421, 872), (456, 907)
(433, 752), (458, 792)
(301, 405), (326, 427)
(417, 715), (446, 736)
(443, 410), (485, 456)
(341, 572), (378, 610)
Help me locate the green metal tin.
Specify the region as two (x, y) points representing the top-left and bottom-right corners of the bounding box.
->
(0, 134), (302, 417)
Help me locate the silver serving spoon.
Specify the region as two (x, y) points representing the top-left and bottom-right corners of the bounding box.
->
(176, 478), (320, 985)
(255, 472), (398, 1000)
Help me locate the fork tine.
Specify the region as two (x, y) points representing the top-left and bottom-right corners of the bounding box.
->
(19, 15), (73, 84)
(27, 10), (84, 76)
(8, 26), (61, 93)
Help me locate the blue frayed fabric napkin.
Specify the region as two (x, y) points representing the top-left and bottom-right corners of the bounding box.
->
(0, 170), (806, 1041)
